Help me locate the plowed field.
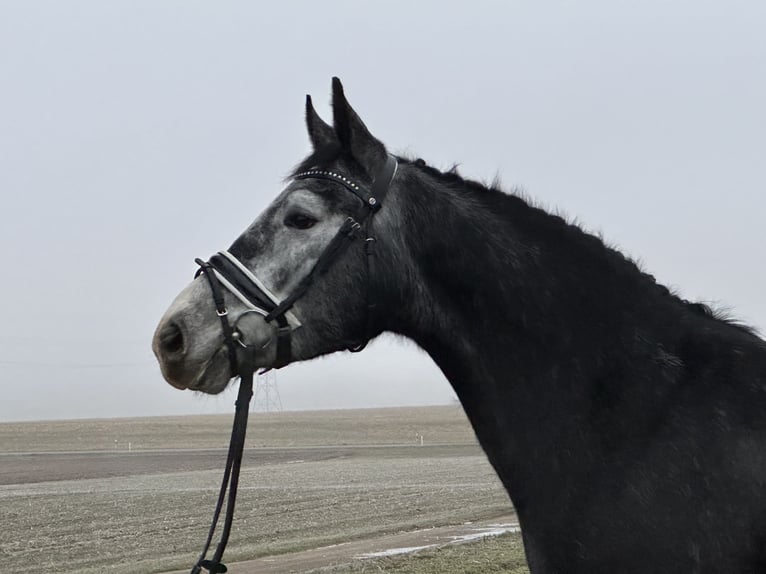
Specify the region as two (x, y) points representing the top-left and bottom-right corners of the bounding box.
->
(1, 406), (514, 573)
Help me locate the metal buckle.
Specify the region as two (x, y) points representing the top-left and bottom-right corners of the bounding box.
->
(343, 217), (362, 239)
(345, 216), (361, 229)
(216, 307), (228, 317)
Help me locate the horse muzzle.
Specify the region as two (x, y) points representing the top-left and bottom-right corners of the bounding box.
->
(152, 313), (230, 392)
(152, 276), (283, 393)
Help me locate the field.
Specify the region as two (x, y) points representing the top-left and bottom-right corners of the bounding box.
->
(0, 406), (523, 573)
(323, 532), (529, 574)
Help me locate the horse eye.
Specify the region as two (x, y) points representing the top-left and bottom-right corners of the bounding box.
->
(284, 213), (318, 230)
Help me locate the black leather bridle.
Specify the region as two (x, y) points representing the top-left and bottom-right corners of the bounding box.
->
(188, 155), (398, 574)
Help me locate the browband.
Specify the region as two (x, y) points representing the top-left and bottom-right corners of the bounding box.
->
(294, 154), (398, 214)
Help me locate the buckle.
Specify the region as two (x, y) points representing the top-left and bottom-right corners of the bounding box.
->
(344, 217), (362, 236)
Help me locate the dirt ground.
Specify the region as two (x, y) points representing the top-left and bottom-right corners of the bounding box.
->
(161, 515), (520, 574)
(0, 444), (480, 484)
(0, 407), (515, 574)
(0, 406), (477, 452)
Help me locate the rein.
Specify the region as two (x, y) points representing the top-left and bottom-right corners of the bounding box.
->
(188, 155), (397, 573)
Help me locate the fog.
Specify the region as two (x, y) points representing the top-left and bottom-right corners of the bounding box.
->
(1, 2), (764, 420)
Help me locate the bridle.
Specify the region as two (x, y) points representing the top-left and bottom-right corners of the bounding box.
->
(188, 154), (398, 574)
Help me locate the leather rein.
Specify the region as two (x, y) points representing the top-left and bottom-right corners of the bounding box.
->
(188, 155), (397, 573)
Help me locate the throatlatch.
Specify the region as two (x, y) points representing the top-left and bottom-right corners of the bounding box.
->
(189, 155), (396, 573)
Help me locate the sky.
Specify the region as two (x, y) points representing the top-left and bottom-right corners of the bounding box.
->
(1, 1), (764, 421)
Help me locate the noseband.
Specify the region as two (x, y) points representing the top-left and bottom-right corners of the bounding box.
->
(188, 155), (397, 574)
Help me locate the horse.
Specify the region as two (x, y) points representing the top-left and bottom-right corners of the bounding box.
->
(153, 78), (766, 573)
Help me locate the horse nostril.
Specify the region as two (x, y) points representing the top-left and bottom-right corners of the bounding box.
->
(159, 321), (185, 356)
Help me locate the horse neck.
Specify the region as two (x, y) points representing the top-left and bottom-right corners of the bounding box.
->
(379, 165), (684, 503)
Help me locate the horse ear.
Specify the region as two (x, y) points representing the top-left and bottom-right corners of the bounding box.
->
(331, 77), (387, 174)
(305, 94), (338, 150)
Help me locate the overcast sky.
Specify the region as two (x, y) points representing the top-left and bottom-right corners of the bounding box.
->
(1, 1), (764, 421)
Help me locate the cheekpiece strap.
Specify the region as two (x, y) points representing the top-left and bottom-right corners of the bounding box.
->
(194, 258), (239, 375)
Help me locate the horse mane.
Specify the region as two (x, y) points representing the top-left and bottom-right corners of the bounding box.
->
(290, 143), (758, 338)
(401, 156), (760, 338)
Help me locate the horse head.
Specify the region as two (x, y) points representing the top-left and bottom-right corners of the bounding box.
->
(153, 78), (401, 393)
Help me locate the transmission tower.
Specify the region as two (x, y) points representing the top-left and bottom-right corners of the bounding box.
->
(253, 370), (283, 413)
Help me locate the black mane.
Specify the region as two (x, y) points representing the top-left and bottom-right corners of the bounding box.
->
(291, 138), (759, 342)
(400, 156), (759, 339)
(291, 143), (759, 339)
